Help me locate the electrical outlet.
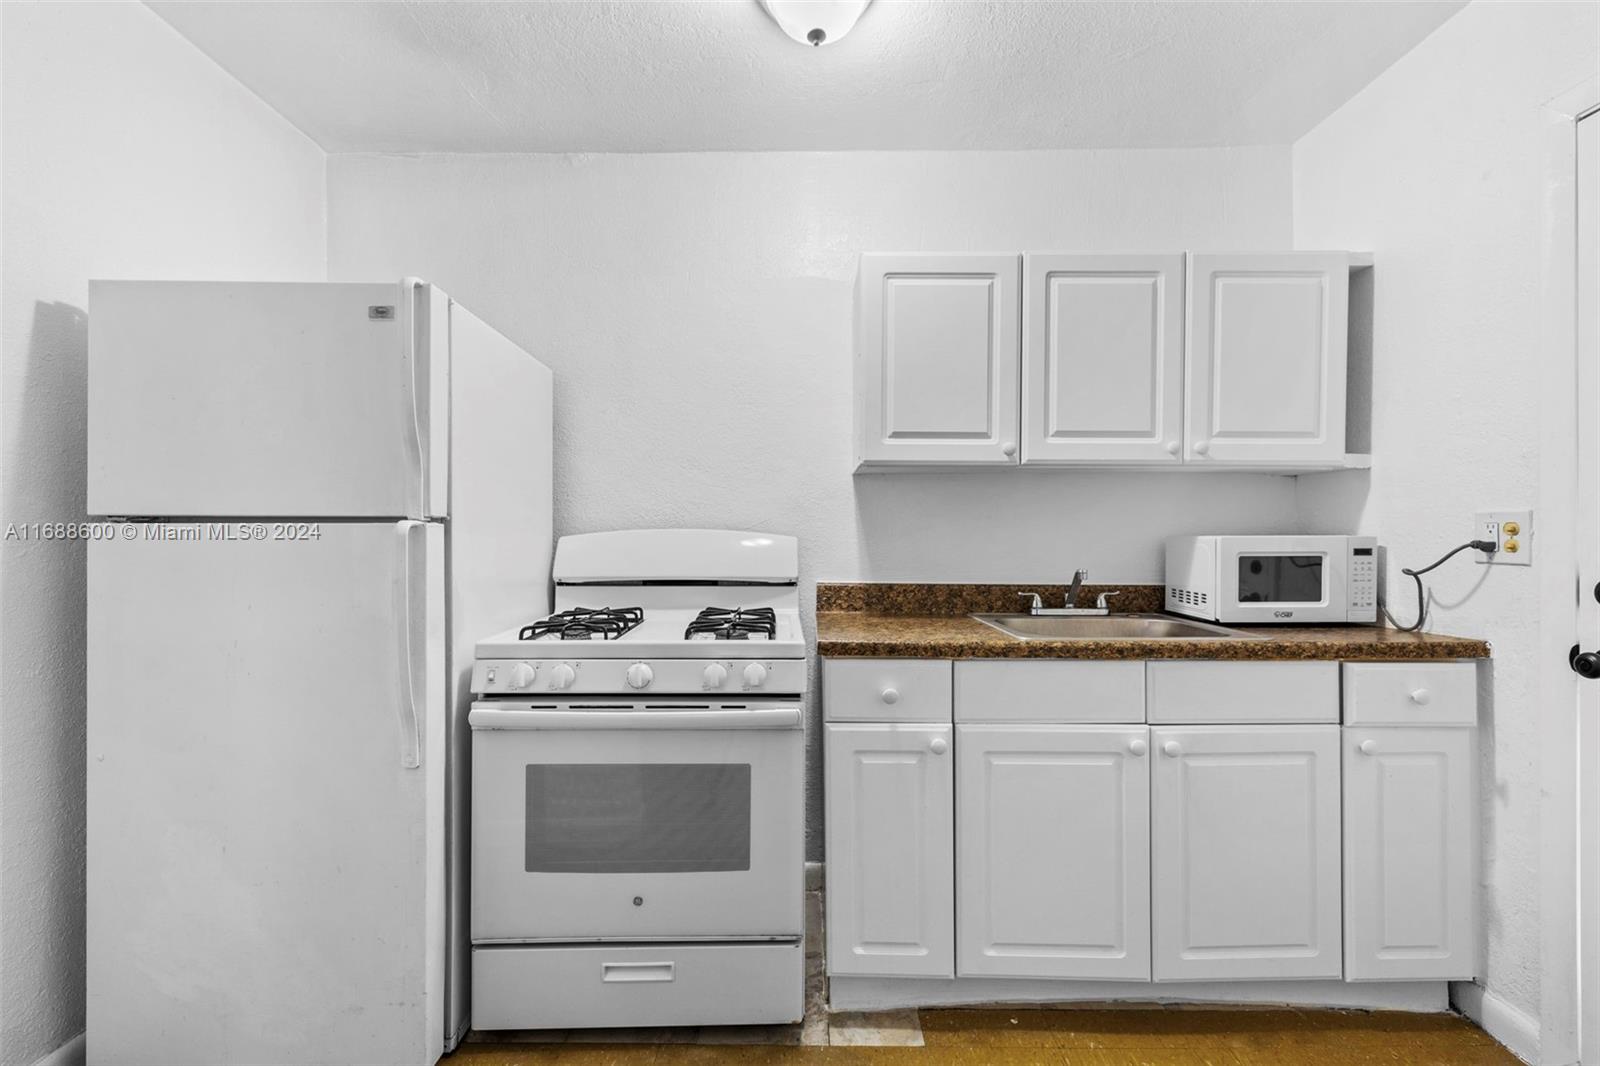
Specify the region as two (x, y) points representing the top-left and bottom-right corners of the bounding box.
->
(1474, 509), (1532, 565)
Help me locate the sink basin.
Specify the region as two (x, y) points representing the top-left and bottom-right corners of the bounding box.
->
(970, 613), (1260, 641)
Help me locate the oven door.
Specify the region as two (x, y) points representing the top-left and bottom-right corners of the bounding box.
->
(468, 701), (804, 942)
(1215, 535), (1347, 624)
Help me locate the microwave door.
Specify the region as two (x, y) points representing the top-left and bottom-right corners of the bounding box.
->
(1219, 539), (1340, 623)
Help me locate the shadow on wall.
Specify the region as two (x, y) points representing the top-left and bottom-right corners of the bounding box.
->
(1, 300), (90, 1060)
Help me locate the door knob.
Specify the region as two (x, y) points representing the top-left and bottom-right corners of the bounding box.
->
(1165, 441), (1180, 456)
(1359, 739), (1379, 756)
(1572, 644), (1600, 679)
(928, 737), (948, 755)
(1128, 738), (1148, 757)
(1193, 441), (1211, 456)
(1001, 442), (1017, 458)
(1161, 740), (1182, 758)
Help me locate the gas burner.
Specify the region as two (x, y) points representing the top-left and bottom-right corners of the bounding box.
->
(519, 606), (643, 642)
(685, 606), (776, 641)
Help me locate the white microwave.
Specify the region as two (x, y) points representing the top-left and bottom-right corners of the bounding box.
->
(1165, 535), (1378, 625)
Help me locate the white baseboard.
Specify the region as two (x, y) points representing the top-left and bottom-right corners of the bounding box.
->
(829, 977), (1449, 1014)
(30, 1033), (85, 1066)
(1452, 983), (1540, 1064)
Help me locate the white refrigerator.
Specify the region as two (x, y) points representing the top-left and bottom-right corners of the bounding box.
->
(85, 280), (553, 1066)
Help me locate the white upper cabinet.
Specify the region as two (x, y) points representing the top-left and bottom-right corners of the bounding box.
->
(1151, 725), (1342, 981)
(956, 725), (1151, 980)
(855, 254), (1020, 467)
(1185, 252), (1350, 466)
(1022, 254), (1185, 465)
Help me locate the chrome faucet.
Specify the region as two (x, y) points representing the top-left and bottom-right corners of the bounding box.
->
(1016, 570), (1111, 616)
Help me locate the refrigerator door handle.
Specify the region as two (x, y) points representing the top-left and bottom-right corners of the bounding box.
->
(399, 279), (427, 520)
(394, 519), (425, 768)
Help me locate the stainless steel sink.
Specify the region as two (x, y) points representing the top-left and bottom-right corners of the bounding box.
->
(970, 612), (1261, 640)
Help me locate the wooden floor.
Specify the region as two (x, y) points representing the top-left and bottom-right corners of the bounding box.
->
(446, 1006), (1518, 1065)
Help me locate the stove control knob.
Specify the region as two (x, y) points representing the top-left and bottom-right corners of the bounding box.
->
(508, 662), (536, 690)
(702, 663), (729, 690)
(549, 663), (577, 690)
(743, 662), (769, 689)
(626, 662), (654, 690)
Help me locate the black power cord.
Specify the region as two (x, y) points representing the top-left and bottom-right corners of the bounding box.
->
(1381, 540), (1498, 632)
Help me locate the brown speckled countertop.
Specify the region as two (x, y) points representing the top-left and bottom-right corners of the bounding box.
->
(815, 583), (1490, 662)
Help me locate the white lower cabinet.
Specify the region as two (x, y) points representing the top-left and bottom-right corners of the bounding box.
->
(1343, 726), (1476, 980)
(1151, 726), (1342, 981)
(956, 725), (1150, 979)
(824, 722), (955, 977)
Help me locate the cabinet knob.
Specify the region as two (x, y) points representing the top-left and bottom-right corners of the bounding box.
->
(1409, 688), (1431, 705)
(929, 737), (948, 755)
(1165, 441), (1180, 456)
(880, 687), (900, 705)
(1128, 738), (1148, 757)
(1001, 441), (1017, 458)
(1161, 740), (1182, 758)
(1193, 441), (1211, 456)
(1359, 739), (1379, 756)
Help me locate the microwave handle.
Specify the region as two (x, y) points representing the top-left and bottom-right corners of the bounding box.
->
(467, 707), (803, 731)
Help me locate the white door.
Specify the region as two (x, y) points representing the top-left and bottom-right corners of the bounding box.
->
(1151, 726), (1342, 981)
(1343, 727), (1475, 980)
(825, 723), (954, 976)
(1022, 254), (1184, 464)
(1185, 253), (1349, 466)
(86, 521), (446, 1066)
(855, 254), (1020, 466)
(468, 703), (804, 941)
(957, 725), (1150, 979)
(88, 279), (443, 518)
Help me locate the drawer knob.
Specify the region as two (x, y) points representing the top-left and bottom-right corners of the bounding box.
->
(880, 687), (900, 705)
(1193, 441), (1210, 456)
(929, 737), (948, 755)
(1001, 441), (1017, 457)
(1162, 740), (1182, 758)
(1409, 688), (1431, 705)
(1165, 441), (1180, 456)
(1128, 738), (1148, 757)
(1359, 739), (1379, 756)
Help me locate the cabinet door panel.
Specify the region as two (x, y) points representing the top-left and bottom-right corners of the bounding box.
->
(856, 254), (1020, 465)
(1023, 254), (1184, 464)
(1186, 253), (1348, 465)
(1344, 727), (1476, 980)
(1152, 726), (1341, 981)
(825, 723), (954, 977)
(958, 726), (1150, 979)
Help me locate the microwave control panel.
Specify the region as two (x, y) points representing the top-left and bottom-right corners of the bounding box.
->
(1349, 541), (1378, 621)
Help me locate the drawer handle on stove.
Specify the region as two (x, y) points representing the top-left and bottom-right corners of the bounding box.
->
(467, 707), (803, 731)
(602, 961), (675, 984)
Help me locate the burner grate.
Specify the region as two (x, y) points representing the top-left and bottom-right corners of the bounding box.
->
(519, 606), (644, 642)
(685, 606), (777, 641)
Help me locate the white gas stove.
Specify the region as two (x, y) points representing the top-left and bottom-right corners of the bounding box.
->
(466, 529), (806, 1032)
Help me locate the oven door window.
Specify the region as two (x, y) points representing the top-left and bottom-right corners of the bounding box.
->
(524, 763), (752, 873)
(1237, 554), (1325, 603)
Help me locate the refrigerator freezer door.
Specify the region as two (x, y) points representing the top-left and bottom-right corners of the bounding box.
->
(88, 280), (445, 519)
(87, 520), (447, 1066)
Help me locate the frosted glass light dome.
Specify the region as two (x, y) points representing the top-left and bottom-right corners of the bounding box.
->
(758, 0), (872, 46)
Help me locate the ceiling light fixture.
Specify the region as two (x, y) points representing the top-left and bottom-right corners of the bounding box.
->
(758, 0), (872, 47)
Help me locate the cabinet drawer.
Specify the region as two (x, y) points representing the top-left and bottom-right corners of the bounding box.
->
(955, 660), (1144, 723)
(825, 658), (952, 722)
(1343, 663), (1477, 726)
(1147, 662), (1338, 724)
(472, 942), (802, 1030)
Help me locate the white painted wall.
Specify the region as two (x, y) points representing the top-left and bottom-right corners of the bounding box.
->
(327, 146), (1300, 856)
(0, 3), (325, 1063)
(1292, 1), (1600, 1060)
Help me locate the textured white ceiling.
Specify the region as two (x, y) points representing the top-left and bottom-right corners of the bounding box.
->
(148, 0), (1466, 153)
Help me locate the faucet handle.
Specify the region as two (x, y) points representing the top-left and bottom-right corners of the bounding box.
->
(1017, 592), (1043, 614)
(1095, 590), (1122, 611)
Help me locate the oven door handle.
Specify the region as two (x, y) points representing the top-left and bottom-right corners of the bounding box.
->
(467, 707), (803, 731)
